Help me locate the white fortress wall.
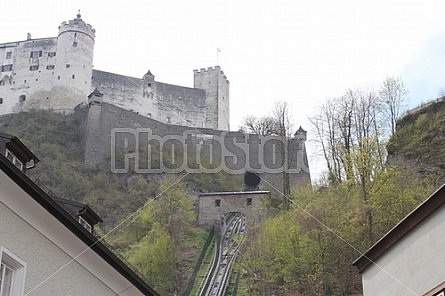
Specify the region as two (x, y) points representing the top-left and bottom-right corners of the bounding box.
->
(0, 13), (230, 131)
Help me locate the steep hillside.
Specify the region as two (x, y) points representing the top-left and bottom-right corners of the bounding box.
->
(387, 97), (445, 183)
(0, 110), (241, 227)
(0, 110), (243, 294)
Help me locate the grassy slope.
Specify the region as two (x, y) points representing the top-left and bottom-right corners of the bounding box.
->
(388, 99), (445, 183)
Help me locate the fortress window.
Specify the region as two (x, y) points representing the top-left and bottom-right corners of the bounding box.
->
(1, 65), (13, 72)
(66, 64), (70, 68)
(46, 65), (54, 70)
(0, 98), (3, 104)
(57, 76), (60, 80)
(147, 113), (152, 118)
(147, 83), (151, 87)
(29, 65), (39, 71)
(19, 95), (26, 104)
(30, 50), (42, 58)
(5, 52), (12, 59)
(73, 42), (78, 47)
(47, 52), (56, 57)
(247, 198), (252, 206)
(215, 199), (221, 207)
(72, 75), (75, 79)
(166, 117), (171, 123)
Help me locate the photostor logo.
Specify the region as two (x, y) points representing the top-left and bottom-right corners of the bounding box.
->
(111, 128), (309, 174)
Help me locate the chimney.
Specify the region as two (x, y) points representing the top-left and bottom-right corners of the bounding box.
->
(27, 33), (31, 40)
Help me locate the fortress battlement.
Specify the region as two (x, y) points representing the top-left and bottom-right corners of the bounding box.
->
(0, 13), (230, 130)
(58, 12), (96, 40)
(193, 66), (230, 84)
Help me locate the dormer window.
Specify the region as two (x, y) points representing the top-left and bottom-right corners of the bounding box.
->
(78, 216), (92, 233)
(5, 148), (23, 171)
(0, 133), (39, 173)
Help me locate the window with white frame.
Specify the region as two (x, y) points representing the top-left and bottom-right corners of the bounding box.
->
(5, 148), (23, 171)
(5, 52), (12, 60)
(78, 216), (92, 233)
(0, 246), (26, 296)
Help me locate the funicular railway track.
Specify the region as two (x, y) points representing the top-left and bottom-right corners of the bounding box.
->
(199, 213), (246, 296)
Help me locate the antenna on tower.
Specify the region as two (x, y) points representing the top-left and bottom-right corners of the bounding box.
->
(217, 47), (221, 65)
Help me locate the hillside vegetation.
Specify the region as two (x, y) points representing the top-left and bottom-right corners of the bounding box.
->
(387, 98), (445, 183)
(0, 110), (241, 295)
(1, 101), (443, 295)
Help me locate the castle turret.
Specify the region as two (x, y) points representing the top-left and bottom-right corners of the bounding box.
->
(143, 69), (155, 99)
(294, 126), (307, 142)
(52, 11), (96, 113)
(194, 66), (230, 130)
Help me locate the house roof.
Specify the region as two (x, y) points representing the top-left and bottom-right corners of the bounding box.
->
(353, 183), (445, 273)
(0, 132), (40, 165)
(0, 153), (159, 296)
(88, 87), (104, 98)
(52, 196), (103, 225)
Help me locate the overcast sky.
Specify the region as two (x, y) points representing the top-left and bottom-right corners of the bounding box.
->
(3, 0), (445, 179)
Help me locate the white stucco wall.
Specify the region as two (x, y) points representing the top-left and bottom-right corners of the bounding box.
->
(362, 206), (445, 295)
(0, 39), (58, 115)
(0, 168), (147, 296)
(0, 202), (116, 296)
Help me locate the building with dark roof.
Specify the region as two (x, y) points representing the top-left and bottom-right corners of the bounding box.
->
(353, 184), (445, 296)
(0, 133), (158, 296)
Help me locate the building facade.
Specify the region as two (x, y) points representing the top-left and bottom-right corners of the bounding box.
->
(353, 184), (445, 296)
(197, 191), (269, 228)
(0, 134), (158, 295)
(0, 13), (230, 130)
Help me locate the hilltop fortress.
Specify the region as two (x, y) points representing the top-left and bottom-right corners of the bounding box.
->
(0, 12), (229, 130)
(0, 13), (311, 189)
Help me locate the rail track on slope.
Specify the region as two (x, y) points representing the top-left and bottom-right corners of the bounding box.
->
(198, 213), (246, 296)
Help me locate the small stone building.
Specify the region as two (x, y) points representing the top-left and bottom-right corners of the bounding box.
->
(197, 191), (269, 228)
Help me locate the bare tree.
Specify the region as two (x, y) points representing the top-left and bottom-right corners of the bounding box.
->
(273, 101), (293, 209)
(309, 98), (344, 184)
(379, 76), (408, 137)
(242, 115), (277, 136)
(242, 101), (295, 209)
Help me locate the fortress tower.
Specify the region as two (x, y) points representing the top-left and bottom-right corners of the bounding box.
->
(52, 11), (96, 112)
(0, 14), (230, 131)
(194, 66), (230, 130)
(0, 12), (95, 115)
